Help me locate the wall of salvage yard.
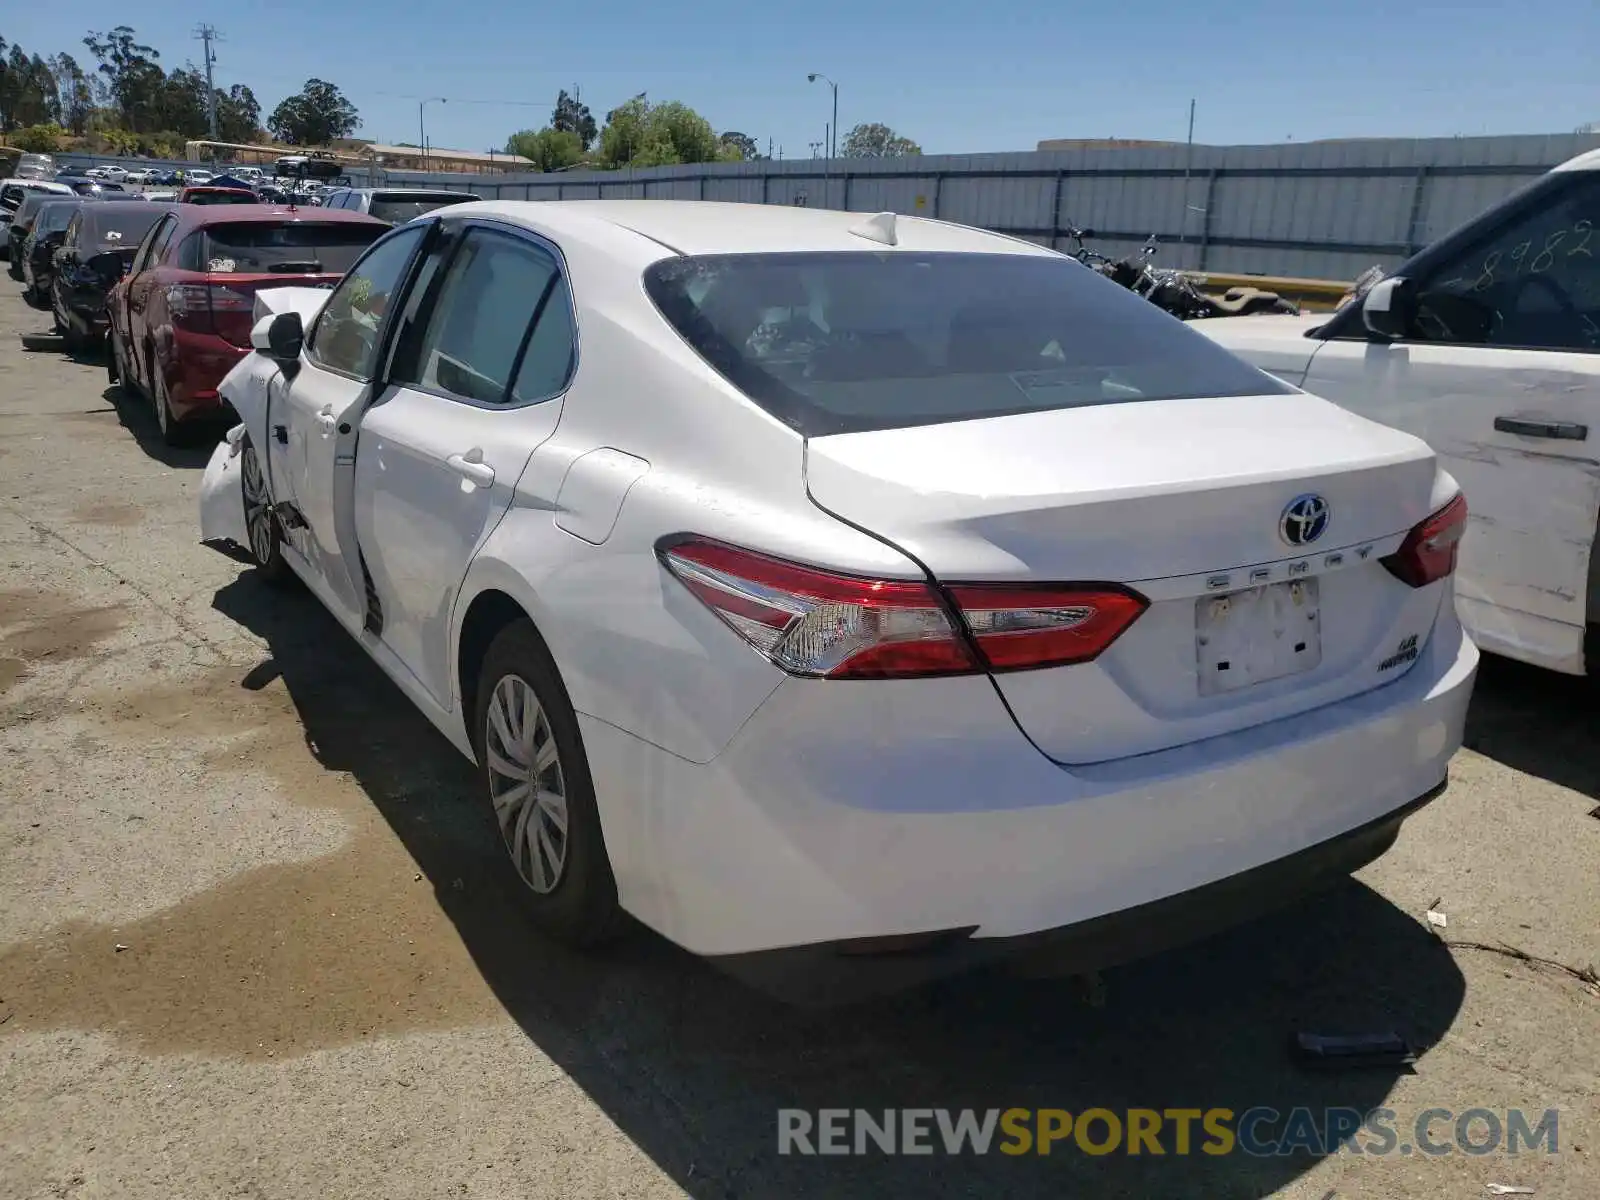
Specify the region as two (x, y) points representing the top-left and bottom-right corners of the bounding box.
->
(62, 132), (1600, 281)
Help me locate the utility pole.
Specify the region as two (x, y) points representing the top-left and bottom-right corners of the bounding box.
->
(194, 24), (222, 140)
(1177, 98), (1196, 253)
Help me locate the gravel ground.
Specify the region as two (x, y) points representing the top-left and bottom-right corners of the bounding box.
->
(0, 283), (1595, 1200)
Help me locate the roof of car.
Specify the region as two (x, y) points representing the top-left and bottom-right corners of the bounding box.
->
(436, 199), (1060, 258)
(1552, 148), (1600, 173)
(348, 187), (479, 197)
(165, 204), (389, 230)
(5, 180), (73, 193)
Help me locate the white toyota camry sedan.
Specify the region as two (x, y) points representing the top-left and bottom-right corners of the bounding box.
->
(199, 200), (1478, 1004)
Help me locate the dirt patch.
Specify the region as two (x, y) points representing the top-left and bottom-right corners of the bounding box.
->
(70, 501), (144, 527)
(0, 588), (129, 674)
(0, 654), (505, 1061)
(0, 657), (23, 694)
(0, 827), (504, 1061)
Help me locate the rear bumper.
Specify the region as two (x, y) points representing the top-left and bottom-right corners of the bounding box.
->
(59, 289), (111, 332)
(718, 777), (1447, 1006)
(166, 330), (249, 420)
(579, 610), (1477, 1003)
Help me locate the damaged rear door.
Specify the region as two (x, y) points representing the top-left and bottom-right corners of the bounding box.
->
(1297, 171), (1600, 672)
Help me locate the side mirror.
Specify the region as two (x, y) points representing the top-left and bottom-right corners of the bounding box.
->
(1362, 276), (1415, 340)
(266, 310), (304, 363)
(249, 314), (276, 352)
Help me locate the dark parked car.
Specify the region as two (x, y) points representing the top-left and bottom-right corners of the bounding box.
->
(51, 202), (165, 350)
(176, 186), (259, 205)
(20, 198), (82, 304)
(1, 180), (75, 258)
(320, 187), (480, 225)
(8, 190), (71, 276)
(109, 204), (387, 442)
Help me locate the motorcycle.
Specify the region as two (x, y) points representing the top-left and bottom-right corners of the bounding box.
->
(1065, 226), (1301, 319)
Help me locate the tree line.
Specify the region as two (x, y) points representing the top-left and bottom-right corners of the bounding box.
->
(1, 24), (924, 168)
(506, 92), (922, 170)
(0, 25), (359, 157)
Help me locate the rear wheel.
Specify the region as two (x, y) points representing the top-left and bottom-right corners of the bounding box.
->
(239, 438), (291, 586)
(475, 620), (621, 947)
(112, 330), (140, 400)
(58, 307), (82, 354)
(149, 351), (182, 446)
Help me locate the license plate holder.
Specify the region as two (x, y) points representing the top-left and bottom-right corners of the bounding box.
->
(1196, 579), (1322, 696)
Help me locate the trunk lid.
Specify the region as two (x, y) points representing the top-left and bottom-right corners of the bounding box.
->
(804, 391), (1449, 763)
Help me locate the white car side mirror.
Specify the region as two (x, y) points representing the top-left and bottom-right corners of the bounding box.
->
(1362, 276), (1415, 340)
(249, 315), (275, 352)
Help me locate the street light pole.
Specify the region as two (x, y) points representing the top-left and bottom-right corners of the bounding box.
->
(808, 73), (839, 205)
(420, 96), (446, 170)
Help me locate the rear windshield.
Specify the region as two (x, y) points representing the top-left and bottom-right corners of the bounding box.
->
(196, 222), (383, 275)
(185, 190), (258, 205)
(644, 251), (1294, 436)
(33, 201), (81, 234)
(369, 193), (475, 224)
(83, 205), (163, 248)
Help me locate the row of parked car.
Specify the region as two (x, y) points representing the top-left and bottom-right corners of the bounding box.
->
(2, 176), (481, 442)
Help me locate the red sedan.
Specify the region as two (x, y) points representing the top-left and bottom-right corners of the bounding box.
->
(107, 204), (386, 443)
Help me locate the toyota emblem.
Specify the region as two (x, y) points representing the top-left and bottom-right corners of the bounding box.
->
(1280, 494), (1330, 547)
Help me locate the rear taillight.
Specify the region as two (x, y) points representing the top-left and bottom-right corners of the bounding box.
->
(166, 279), (252, 343)
(1381, 493), (1467, 588)
(166, 282), (213, 328)
(946, 584), (1149, 670)
(659, 537), (1147, 679)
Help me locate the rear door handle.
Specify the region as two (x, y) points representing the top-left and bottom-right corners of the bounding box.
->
(447, 451), (496, 489)
(1494, 415), (1588, 441)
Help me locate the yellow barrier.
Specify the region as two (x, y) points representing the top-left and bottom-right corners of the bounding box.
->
(1182, 271), (1353, 312)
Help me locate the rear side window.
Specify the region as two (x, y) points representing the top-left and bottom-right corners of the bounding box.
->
(196, 221), (383, 275)
(368, 194), (474, 224)
(33, 202), (80, 235)
(392, 228), (563, 405)
(644, 251), (1293, 436)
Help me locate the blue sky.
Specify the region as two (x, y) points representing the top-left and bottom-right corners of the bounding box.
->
(8, 0), (1598, 157)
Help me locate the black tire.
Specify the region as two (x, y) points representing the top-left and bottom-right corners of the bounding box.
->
(58, 310), (82, 354)
(474, 619), (622, 947)
(7, 258), (21, 282)
(149, 351), (183, 446)
(239, 438), (293, 586)
(106, 332), (120, 384)
(112, 331), (141, 400)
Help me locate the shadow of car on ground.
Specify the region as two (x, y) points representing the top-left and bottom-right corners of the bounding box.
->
(97, 382), (218, 469)
(1464, 652), (1600, 800)
(211, 572), (1467, 1200)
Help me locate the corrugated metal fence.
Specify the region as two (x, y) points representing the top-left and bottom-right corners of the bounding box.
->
(60, 132), (1600, 279)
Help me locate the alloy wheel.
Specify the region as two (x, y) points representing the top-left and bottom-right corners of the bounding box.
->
(240, 443), (274, 565)
(485, 673), (569, 894)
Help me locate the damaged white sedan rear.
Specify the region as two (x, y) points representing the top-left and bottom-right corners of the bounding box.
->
(200, 200), (1478, 1005)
